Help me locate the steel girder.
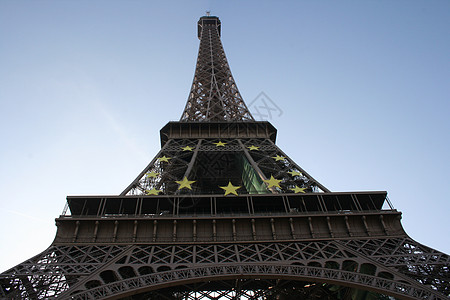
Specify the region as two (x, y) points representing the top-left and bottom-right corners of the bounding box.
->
(1, 237), (449, 299)
(180, 17), (254, 122)
(121, 137), (328, 196)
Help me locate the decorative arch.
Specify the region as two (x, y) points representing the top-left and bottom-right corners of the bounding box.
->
(69, 264), (437, 300)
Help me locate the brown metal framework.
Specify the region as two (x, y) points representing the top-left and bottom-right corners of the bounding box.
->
(180, 16), (254, 122)
(1, 15), (449, 300)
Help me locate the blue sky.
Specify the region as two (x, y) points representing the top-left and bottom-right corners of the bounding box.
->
(0, 1), (449, 272)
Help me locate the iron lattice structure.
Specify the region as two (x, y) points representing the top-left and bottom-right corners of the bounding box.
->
(1, 15), (449, 300)
(180, 16), (254, 122)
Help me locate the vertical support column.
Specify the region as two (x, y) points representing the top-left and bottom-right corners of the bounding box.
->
(172, 220), (177, 242)
(72, 220), (80, 243)
(289, 218), (296, 239)
(193, 220), (197, 242)
(211, 197), (216, 216)
(270, 218), (277, 240)
(362, 216), (371, 236)
(326, 217), (334, 238)
(113, 220), (119, 242)
(379, 215), (388, 235)
(345, 216), (353, 237)
(212, 219), (217, 242)
(308, 217), (315, 238)
(92, 221), (99, 242)
(173, 198), (178, 216)
(152, 220), (158, 242)
(232, 219), (237, 241)
(248, 196), (255, 215)
(251, 219), (257, 241)
(133, 220), (138, 242)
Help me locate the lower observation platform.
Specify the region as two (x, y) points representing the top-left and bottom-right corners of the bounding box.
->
(55, 192), (402, 245)
(64, 191), (391, 217)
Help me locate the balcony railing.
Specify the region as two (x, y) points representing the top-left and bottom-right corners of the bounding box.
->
(61, 191), (392, 218)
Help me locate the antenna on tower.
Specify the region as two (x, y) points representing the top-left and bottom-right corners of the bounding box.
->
(206, 10), (211, 16)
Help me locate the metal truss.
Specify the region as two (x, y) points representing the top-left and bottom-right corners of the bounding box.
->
(122, 137), (328, 196)
(1, 237), (448, 299)
(113, 279), (388, 300)
(1, 15), (448, 300)
(180, 16), (254, 122)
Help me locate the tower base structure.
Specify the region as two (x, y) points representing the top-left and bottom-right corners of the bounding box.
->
(1, 189), (449, 299)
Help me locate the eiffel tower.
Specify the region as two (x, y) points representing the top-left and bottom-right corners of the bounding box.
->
(1, 15), (449, 300)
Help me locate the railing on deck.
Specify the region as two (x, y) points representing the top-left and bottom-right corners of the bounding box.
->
(61, 191), (393, 218)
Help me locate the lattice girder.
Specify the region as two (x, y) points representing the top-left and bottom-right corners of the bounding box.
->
(121, 137), (328, 196)
(64, 263), (444, 300)
(180, 16), (254, 122)
(3, 237), (448, 299)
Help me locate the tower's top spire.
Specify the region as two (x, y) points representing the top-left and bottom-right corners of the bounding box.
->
(180, 16), (254, 122)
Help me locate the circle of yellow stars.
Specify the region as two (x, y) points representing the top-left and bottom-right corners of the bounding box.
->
(143, 144), (309, 196)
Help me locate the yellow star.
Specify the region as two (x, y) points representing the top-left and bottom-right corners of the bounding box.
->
(213, 141), (227, 147)
(219, 181), (241, 196)
(263, 175), (282, 188)
(146, 171), (159, 178)
(145, 188), (162, 195)
(158, 156), (171, 163)
(290, 186), (307, 194)
(181, 146), (194, 151)
(287, 170), (302, 177)
(247, 145), (260, 151)
(272, 155), (286, 161)
(175, 176), (196, 190)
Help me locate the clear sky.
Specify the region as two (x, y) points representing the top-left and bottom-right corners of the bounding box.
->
(0, 1), (449, 272)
